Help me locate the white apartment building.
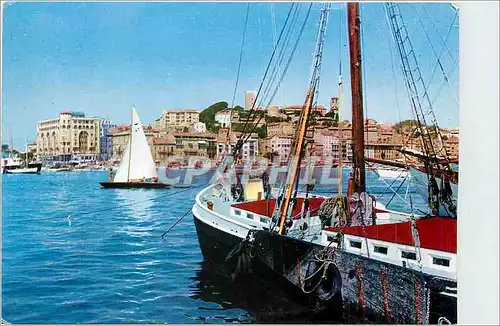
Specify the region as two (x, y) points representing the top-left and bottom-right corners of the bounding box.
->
(161, 109), (200, 128)
(193, 122), (207, 133)
(36, 111), (101, 163)
(215, 109), (232, 127)
(268, 134), (293, 162)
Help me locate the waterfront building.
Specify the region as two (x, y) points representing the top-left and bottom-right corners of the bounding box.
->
(216, 130), (259, 162)
(364, 118), (379, 143)
(330, 96), (339, 117)
(365, 143), (403, 161)
(266, 105), (284, 117)
(109, 124), (156, 162)
(99, 118), (116, 161)
(36, 111), (101, 163)
(160, 109), (199, 129)
(377, 123), (395, 144)
(152, 135), (176, 164)
(267, 122), (295, 138)
(268, 134), (294, 162)
(245, 90), (257, 111)
(215, 109), (232, 127)
(193, 122), (207, 133)
(27, 142), (37, 159)
(282, 105), (327, 116)
(444, 135), (459, 160)
(173, 132), (217, 159)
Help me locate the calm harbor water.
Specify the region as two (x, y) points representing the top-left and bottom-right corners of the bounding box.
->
(2, 169), (425, 323)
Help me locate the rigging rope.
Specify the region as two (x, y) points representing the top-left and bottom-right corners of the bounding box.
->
(413, 5), (459, 108)
(230, 3), (251, 110)
(242, 3), (313, 146)
(256, 4), (301, 111)
(232, 3), (296, 150)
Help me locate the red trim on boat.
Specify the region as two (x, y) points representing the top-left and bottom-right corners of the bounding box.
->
(232, 198), (325, 219)
(325, 217), (456, 253)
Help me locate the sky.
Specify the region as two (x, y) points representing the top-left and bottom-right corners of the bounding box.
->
(2, 2), (459, 149)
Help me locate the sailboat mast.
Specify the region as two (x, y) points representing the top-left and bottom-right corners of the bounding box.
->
(127, 107), (133, 182)
(277, 88), (314, 235)
(9, 125), (13, 158)
(347, 3), (366, 193)
(25, 137), (28, 165)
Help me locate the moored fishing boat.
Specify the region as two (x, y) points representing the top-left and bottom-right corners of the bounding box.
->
(192, 2), (457, 324)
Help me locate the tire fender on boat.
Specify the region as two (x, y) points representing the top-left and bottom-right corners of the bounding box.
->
(316, 263), (342, 301)
(303, 260), (342, 301)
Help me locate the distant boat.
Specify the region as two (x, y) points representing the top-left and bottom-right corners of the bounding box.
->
(100, 106), (168, 189)
(2, 139), (41, 174)
(375, 167), (408, 179)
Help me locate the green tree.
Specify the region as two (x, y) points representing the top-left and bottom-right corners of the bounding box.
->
(199, 101), (229, 132)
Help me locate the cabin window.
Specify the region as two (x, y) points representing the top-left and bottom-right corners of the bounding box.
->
(260, 216), (267, 223)
(234, 210), (241, 216)
(433, 257), (450, 267)
(246, 213), (254, 220)
(349, 240), (362, 249)
(373, 245), (388, 255)
(401, 251), (417, 260)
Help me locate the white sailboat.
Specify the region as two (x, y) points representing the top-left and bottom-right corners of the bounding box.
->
(100, 106), (167, 189)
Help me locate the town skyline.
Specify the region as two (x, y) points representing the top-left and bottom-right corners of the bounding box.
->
(2, 2), (459, 149)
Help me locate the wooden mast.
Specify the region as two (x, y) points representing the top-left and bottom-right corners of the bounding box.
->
(278, 88), (314, 235)
(347, 3), (366, 193)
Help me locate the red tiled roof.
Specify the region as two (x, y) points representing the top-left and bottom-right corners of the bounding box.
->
(173, 132), (216, 138)
(153, 137), (175, 145)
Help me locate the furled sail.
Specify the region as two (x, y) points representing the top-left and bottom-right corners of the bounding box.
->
(113, 106), (158, 182)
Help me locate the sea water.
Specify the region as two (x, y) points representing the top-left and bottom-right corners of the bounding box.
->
(2, 169), (426, 323)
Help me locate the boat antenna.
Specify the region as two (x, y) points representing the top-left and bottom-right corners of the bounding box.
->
(347, 2), (366, 193)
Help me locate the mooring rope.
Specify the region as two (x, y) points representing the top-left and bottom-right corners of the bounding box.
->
(160, 207), (193, 240)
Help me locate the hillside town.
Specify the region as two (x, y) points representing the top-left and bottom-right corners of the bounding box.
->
(3, 91), (459, 167)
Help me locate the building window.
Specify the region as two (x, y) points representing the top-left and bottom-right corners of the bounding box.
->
(401, 251), (417, 260)
(234, 210), (241, 216)
(373, 245), (388, 255)
(432, 257), (450, 267)
(260, 216), (267, 223)
(349, 240), (362, 249)
(246, 213), (254, 220)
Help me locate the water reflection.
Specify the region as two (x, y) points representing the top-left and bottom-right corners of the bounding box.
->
(188, 260), (343, 324)
(113, 189), (157, 221)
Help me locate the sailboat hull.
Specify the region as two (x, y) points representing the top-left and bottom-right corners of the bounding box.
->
(99, 182), (168, 189)
(4, 167), (40, 174)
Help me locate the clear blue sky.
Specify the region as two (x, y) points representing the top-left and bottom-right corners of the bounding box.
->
(2, 2), (459, 149)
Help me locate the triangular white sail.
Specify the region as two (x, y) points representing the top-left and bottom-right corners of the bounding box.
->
(113, 106), (158, 182)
